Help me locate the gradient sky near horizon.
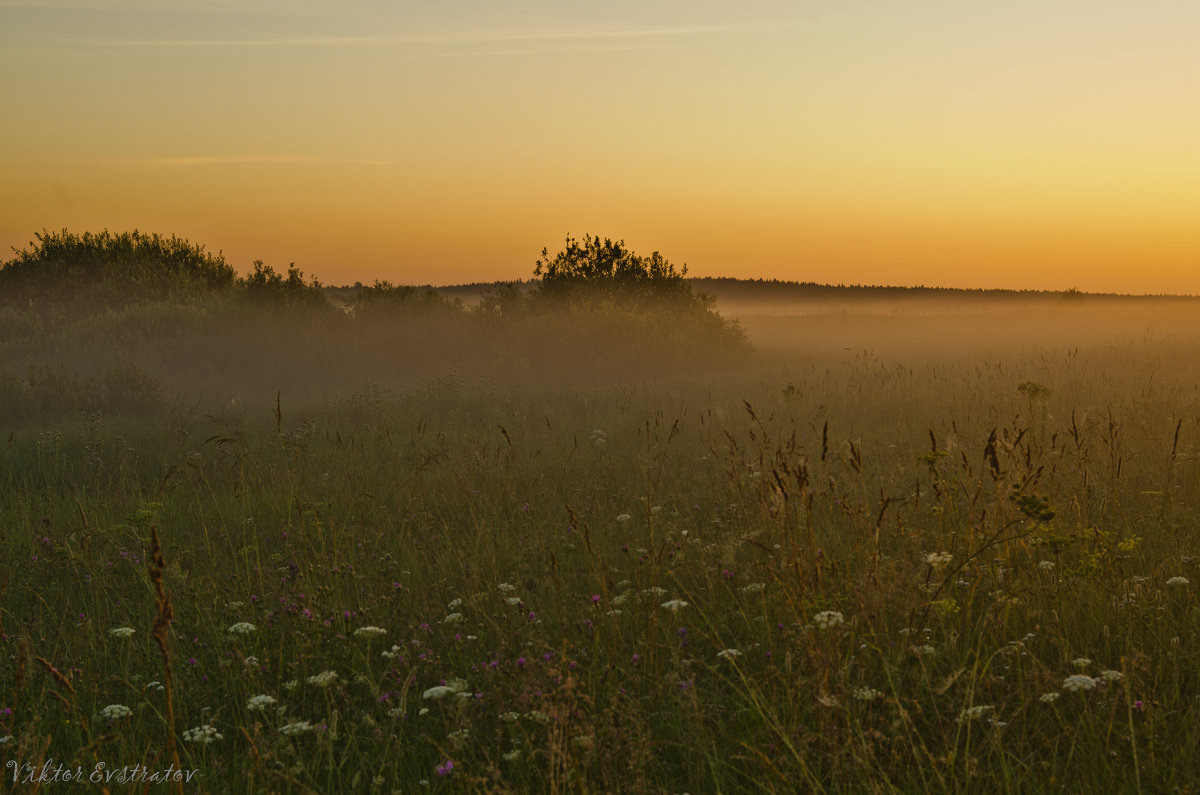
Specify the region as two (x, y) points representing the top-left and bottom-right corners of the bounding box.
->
(3, 1), (1199, 293)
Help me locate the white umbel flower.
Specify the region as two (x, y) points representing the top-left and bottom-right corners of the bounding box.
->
(279, 721), (312, 736)
(307, 670), (338, 688)
(354, 626), (387, 638)
(183, 724), (223, 744)
(1063, 674), (1098, 692)
(812, 611), (845, 629)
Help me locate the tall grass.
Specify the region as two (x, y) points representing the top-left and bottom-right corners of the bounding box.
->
(1, 311), (1200, 792)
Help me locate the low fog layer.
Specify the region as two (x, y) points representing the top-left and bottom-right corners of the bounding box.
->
(4, 231), (1200, 422)
(729, 295), (1200, 360)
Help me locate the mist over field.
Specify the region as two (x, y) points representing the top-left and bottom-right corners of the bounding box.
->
(2, 232), (1200, 793)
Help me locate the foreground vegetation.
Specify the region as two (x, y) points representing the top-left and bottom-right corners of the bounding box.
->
(2, 231), (1200, 792)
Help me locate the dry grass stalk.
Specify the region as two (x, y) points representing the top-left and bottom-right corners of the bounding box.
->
(149, 525), (184, 795)
(35, 655), (77, 696)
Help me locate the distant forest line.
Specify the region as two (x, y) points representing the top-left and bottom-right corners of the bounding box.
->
(334, 277), (1200, 308)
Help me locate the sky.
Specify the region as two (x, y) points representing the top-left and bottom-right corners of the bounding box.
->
(2, 0), (1199, 293)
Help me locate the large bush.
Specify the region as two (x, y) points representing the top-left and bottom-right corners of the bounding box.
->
(481, 235), (751, 375)
(0, 229), (237, 307)
(534, 234), (693, 303)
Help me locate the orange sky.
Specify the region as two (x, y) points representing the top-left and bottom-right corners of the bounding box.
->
(3, 1), (1199, 293)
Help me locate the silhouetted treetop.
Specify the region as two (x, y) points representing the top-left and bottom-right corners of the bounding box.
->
(240, 260), (329, 308)
(534, 235), (691, 301)
(1, 229), (237, 301)
(350, 280), (463, 320)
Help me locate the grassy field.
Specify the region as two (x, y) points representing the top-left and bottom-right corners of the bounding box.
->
(3, 293), (1200, 793)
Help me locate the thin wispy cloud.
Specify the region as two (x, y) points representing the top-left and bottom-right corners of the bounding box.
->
(77, 22), (810, 51)
(80, 155), (392, 166)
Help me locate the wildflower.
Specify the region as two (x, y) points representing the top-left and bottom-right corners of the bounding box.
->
(913, 645), (937, 656)
(660, 599), (688, 612)
(447, 598), (463, 610)
(611, 593), (629, 606)
(1063, 674), (1098, 692)
(1072, 657), (1092, 669)
(739, 583), (765, 594)
(1167, 576), (1190, 587)
(593, 437), (607, 448)
(101, 704), (132, 720)
(503, 749), (522, 761)
(505, 597), (521, 606)
(616, 514), (632, 523)
(279, 721), (313, 736)
(812, 611), (845, 629)
(247, 694), (277, 712)
(182, 724), (223, 744)
(572, 735), (595, 750)
(524, 710), (550, 724)
(1100, 670), (1123, 682)
(307, 670), (338, 688)
(108, 627), (135, 639)
(852, 687), (882, 701)
(924, 551), (953, 570)
(442, 613), (464, 624)
(0, 736), (11, 745)
(500, 711), (520, 722)
(497, 583), (516, 593)
(1038, 560), (1056, 571)
(228, 622), (257, 635)
(226, 601), (244, 609)
(447, 728), (470, 744)
(717, 649), (742, 660)
(435, 760), (454, 777)
(243, 656), (259, 667)
(1039, 692), (1061, 703)
(422, 686), (455, 701)
(382, 644), (404, 659)
(354, 626), (387, 638)
(641, 586), (667, 598)
(282, 679), (298, 691)
(958, 705), (994, 722)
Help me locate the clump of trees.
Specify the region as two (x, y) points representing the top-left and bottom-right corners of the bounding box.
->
(482, 235), (749, 369)
(0, 229), (237, 307)
(240, 260), (328, 308)
(0, 229), (332, 312)
(350, 280), (463, 321)
(0, 229), (752, 420)
(534, 234), (692, 302)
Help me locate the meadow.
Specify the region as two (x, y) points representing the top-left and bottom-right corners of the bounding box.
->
(2, 234), (1200, 793)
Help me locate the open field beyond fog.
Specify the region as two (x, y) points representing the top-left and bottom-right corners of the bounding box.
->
(3, 289), (1200, 793)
